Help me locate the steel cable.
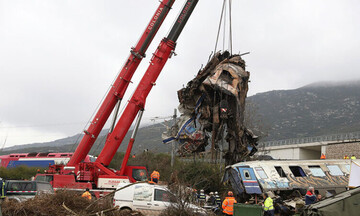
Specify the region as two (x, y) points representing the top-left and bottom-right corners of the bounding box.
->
(213, 0), (234, 55)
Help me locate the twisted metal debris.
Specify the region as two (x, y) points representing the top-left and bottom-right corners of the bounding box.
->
(163, 51), (258, 165)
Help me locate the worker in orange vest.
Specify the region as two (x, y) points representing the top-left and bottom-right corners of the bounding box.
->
(81, 188), (92, 200)
(222, 191), (237, 215)
(320, 153), (326, 159)
(344, 155), (349, 159)
(150, 170), (160, 184)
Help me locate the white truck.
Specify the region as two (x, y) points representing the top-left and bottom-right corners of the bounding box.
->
(113, 182), (206, 215)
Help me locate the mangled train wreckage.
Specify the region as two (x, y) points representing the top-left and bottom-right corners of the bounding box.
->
(162, 51), (258, 165)
(223, 159), (355, 201)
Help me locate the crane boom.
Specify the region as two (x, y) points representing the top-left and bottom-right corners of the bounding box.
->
(68, 0), (175, 166)
(35, 0), (202, 197)
(96, 0), (199, 166)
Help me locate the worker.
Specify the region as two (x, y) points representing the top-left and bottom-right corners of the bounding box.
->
(215, 191), (222, 207)
(317, 194), (322, 202)
(192, 189), (198, 203)
(81, 188), (92, 200)
(207, 192), (216, 206)
(198, 189), (206, 206)
(139, 170), (146, 179)
(132, 154), (136, 158)
(320, 153), (326, 159)
(344, 155), (349, 159)
(351, 155), (357, 159)
(305, 187), (316, 205)
(222, 191), (237, 215)
(150, 170), (160, 184)
(0, 178), (6, 216)
(262, 192), (274, 216)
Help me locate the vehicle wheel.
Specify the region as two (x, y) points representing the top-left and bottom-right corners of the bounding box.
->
(8, 198), (21, 203)
(119, 207), (132, 215)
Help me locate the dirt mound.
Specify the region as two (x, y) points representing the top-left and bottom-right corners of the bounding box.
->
(2, 190), (142, 216)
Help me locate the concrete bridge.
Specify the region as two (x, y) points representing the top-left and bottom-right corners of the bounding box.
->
(257, 131), (360, 160)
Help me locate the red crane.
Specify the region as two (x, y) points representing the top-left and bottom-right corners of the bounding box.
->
(67, 0), (175, 167)
(97, 0), (199, 167)
(36, 0), (199, 197)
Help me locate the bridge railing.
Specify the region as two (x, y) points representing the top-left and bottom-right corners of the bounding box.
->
(259, 131), (360, 147)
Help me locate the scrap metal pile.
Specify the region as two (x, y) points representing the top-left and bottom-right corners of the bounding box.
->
(163, 51), (258, 165)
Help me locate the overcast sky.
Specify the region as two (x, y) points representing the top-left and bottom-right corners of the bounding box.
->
(1, 0), (359, 147)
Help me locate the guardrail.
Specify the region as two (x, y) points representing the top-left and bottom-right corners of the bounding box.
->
(180, 158), (225, 164)
(259, 131), (360, 147)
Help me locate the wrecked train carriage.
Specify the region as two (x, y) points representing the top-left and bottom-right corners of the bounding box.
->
(163, 51), (258, 164)
(224, 159), (355, 200)
(301, 187), (360, 216)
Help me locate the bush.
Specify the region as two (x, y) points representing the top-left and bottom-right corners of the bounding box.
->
(112, 151), (226, 193)
(176, 161), (224, 193)
(0, 166), (43, 180)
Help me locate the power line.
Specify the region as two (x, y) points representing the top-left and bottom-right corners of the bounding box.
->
(0, 122), (87, 129)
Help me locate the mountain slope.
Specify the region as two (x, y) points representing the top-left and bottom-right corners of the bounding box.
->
(248, 80), (360, 141)
(0, 123), (171, 155)
(2, 80), (360, 154)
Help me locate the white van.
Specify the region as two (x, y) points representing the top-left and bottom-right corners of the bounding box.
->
(113, 182), (206, 215)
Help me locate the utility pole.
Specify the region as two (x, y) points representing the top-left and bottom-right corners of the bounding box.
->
(171, 108), (177, 167)
(211, 92), (216, 163)
(0, 122), (7, 152)
(149, 109), (177, 167)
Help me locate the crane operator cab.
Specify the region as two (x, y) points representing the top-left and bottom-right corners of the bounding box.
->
(131, 168), (148, 182)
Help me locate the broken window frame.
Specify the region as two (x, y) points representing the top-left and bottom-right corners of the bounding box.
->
(243, 170), (252, 180)
(218, 69), (234, 84)
(308, 165), (326, 177)
(289, 166), (307, 177)
(326, 190), (336, 197)
(255, 167), (268, 179)
(327, 165), (343, 176)
(275, 166), (287, 178)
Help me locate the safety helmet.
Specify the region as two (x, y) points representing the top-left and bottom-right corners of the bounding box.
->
(215, 191), (218, 195)
(228, 191), (233, 196)
(200, 189), (204, 193)
(210, 192), (214, 195)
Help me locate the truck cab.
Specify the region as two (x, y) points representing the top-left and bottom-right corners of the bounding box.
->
(5, 180), (54, 202)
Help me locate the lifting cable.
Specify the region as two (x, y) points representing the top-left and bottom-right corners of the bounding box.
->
(213, 0), (233, 55)
(212, 0), (234, 163)
(228, 0), (233, 54)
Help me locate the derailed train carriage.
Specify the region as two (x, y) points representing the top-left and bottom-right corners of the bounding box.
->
(223, 159), (357, 200)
